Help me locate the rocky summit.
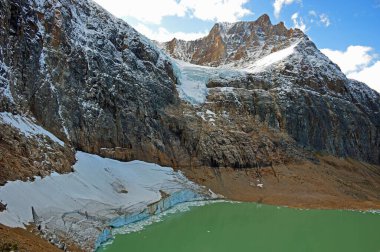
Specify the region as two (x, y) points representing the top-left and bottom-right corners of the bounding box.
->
(0, 0), (380, 250)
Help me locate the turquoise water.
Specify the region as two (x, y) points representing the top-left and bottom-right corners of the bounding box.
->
(99, 202), (380, 252)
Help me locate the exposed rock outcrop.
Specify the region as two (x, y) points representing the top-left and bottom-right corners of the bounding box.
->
(0, 119), (74, 185)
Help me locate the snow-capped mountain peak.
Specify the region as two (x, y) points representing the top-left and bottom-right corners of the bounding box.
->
(161, 14), (305, 67)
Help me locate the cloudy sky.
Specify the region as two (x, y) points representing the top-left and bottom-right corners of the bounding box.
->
(93, 0), (380, 92)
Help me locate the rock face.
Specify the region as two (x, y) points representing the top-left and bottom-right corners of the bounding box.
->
(0, 0), (186, 172)
(0, 0), (379, 187)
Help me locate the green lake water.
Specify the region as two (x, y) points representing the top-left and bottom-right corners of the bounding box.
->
(99, 202), (380, 252)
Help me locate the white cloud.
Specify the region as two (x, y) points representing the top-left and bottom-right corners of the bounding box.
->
(321, 46), (380, 93)
(180, 0), (251, 22)
(321, 46), (374, 74)
(273, 0), (301, 18)
(135, 23), (208, 42)
(308, 10), (316, 23)
(319, 13), (330, 27)
(93, 0), (251, 24)
(347, 61), (380, 92)
(308, 11), (331, 27)
(291, 12), (307, 32)
(308, 10), (317, 17)
(93, 0), (186, 24)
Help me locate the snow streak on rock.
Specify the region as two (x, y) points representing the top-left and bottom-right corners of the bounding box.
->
(0, 57), (13, 103)
(0, 112), (64, 146)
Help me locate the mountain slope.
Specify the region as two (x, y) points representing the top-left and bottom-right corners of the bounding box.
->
(0, 0), (186, 179)
(0, 0), (378, 171)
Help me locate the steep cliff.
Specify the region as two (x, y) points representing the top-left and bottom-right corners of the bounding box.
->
(0, 0), (186, 178)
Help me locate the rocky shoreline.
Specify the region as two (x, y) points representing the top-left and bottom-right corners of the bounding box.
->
(182, 156), (380, 211)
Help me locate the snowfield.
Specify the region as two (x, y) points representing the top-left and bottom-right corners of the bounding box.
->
(0, 111), (216, 249)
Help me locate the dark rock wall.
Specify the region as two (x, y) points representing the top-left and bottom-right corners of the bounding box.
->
(0, 0), (188, 169)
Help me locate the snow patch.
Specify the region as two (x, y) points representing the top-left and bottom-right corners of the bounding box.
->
(205, 109), (216, 116)
(196, 109), (217, 125)
(245, 42), (300, 73)
(221, 87), (235, 92)
(0, 112), (64, 146)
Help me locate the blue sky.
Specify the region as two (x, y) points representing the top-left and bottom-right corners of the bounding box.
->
(93, 0), (380, 92)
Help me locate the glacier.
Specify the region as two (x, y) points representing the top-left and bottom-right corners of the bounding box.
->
(173, 59), (245, 105)
(0, 151), (215, 250)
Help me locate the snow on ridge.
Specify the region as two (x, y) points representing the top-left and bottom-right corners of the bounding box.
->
(0, 112), (64, 146)
(244, 41), (300, 73)
(217, 22), (234, 31)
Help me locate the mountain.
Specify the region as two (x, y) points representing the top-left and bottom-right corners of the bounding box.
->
(161, 14), (380, 165)
(161, 14), (303, 67)
(0, 0), (182, 184)
(0, 0), (380, 250)
(0, 0), (379, 180)
(0, 0), (378, 189)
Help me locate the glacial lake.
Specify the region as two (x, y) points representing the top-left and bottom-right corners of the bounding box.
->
(99, 202), (380, 252)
